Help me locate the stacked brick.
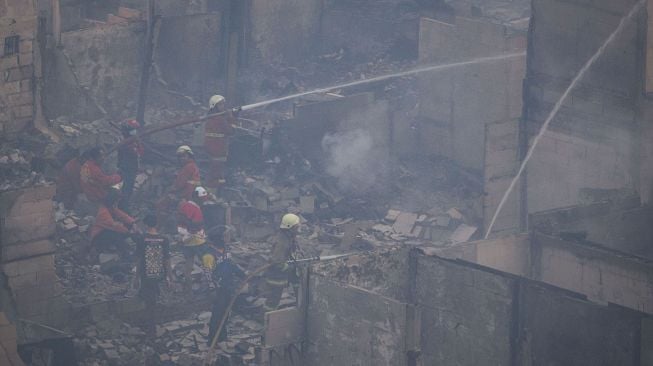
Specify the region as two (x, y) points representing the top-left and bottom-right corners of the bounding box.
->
(0, 312), (25, 366)
(0, 1), (38, 139)
(0, 186), (65, 323)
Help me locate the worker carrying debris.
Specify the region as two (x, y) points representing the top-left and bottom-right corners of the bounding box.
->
(259, 213), (301, 312)
(156, 145), (201, 227)
(136, 213), (171, 334)
(55, 149), (89, 209)
(80, 147), (123, 203)
(117, 119), (144, 211)
(204, 226), (245, 346)
(204, 95), (236, 191)
(89, 188), (138, 262)
(177, 186), (209, 293)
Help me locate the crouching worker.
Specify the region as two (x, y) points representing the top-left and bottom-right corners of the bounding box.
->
(89, 188), (138, 261)
(136, 214), (171, 334)
(205, 226), (245, 346)
(177, 186), (208, 293)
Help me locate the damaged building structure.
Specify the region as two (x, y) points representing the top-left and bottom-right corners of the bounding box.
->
(0, 0), (653, 365)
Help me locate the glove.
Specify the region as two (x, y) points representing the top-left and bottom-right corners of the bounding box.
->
(232, 106), (242, 115)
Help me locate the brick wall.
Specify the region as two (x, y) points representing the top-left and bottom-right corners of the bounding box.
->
(0, 0), (38, 139)
(0, 185), (66, 324)
(525, 0), (642, 213)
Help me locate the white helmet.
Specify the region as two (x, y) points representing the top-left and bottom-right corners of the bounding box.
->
(176, 145), (193, 155)
(194, 186), (208, 198)
(209, 95), (225, 110)
(280, 213), (301, 229)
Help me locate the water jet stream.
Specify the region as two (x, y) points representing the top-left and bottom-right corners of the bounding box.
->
(241, 51), (526, 111)
(484, 0), (645, 239)
(110, 52), (525, 153)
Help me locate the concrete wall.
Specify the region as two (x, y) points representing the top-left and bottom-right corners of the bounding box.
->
(530, 203), (653, 259)
(416, 17), (525, 172)
(0, 0), (38, 139)
(435, 227), (653, 315)
(54, 22), (145, 118)
(0, 186), (67, 325)
(525, 0), (642, 213)
(153, 13), (221, 104)
(44, 13), (222, 121)
(305, 275), (410, 366)
(518, 281), (644, 366)
(416, 254), (514, 365)
(435, 233), (531, 277)
(532, 233), (653, 314)
(300, 250), (650, 366)
(248, 0), (322, 64)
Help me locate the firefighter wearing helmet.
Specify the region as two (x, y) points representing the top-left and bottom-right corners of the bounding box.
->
(155, 145), (201, 228)
(204, 94), (236, 191)
(259, 213), (301, 311)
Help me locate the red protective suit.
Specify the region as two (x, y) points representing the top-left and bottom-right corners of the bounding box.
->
(172, 160), (201, 201)
(90, 205), (135, 240)
(80, 160), (122, 202)
(204, 112), (234, 188)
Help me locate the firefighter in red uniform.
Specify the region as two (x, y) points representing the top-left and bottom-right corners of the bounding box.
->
(205, 95), (236, 192)
(156, 145), (201, 229)
(80, 147), (122, 203)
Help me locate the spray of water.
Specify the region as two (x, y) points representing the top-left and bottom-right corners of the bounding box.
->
(484, 0), (645, 239)
(241, 51), (526, 111)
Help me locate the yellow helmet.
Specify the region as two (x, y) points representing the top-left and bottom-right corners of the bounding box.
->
(209, 95), (225, 109)
(176, 145), (193, 155)
(202, 254), (216, 270)
(280, 213), (300, 229)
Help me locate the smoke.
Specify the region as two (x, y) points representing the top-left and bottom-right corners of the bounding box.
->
(321, 104), (391, 194)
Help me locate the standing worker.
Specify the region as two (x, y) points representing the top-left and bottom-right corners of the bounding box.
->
(117, 119), (144, 211)
(204, 226), (245, 346)
(136, 213), (171, 334)
(204, 95), (236, 192)
(259, 213), (300, 312)
(80, 147), (122, 203)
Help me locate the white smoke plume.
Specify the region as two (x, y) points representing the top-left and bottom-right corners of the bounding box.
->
(322, 127), (391, 195)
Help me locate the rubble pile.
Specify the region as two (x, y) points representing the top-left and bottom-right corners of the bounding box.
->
(73, 311), (265, 366)
(0, 147), (49, 191)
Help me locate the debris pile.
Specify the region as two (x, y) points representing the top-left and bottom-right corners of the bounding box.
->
(0, 147), (49, 191)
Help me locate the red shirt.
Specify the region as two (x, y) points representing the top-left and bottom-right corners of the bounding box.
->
(177, 200), (204, 233)
(172, 160), (200, 200)
(90, 205), (135, 240)
(80, 160), (122, 202)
